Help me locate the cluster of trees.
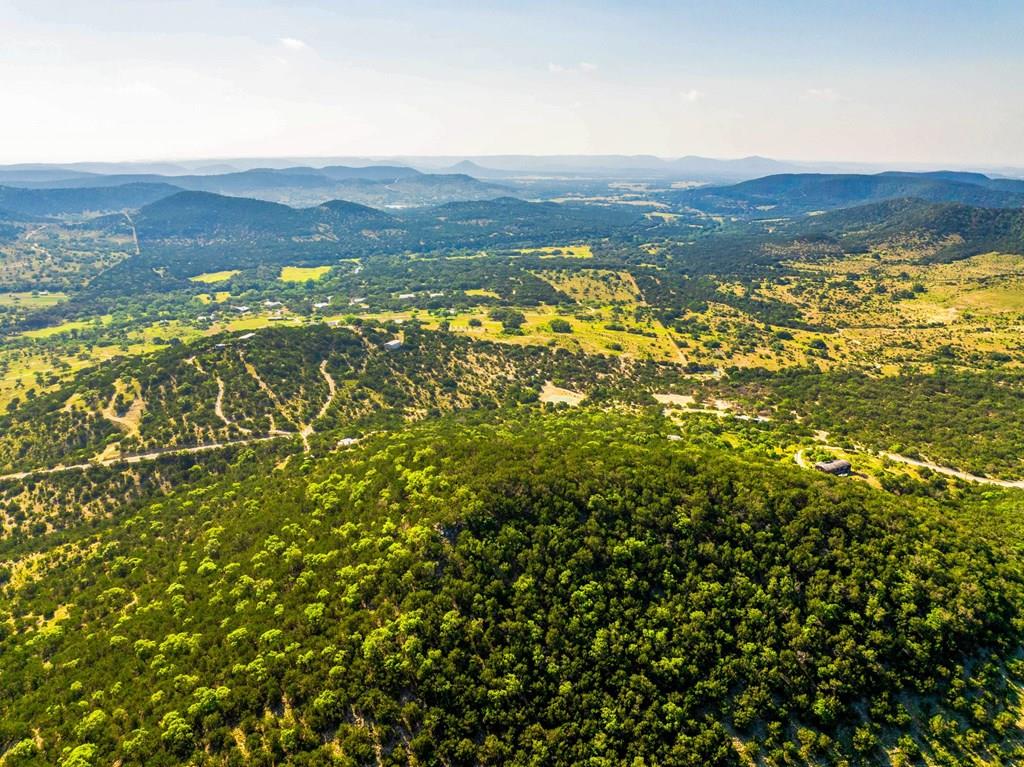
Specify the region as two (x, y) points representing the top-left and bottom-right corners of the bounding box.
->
(702, 367), (1024, 479)
(0, 410), (1021, 766)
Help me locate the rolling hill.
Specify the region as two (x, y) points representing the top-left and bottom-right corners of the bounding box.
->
(85, 193), (655, 290)
(0, 183), (182, 217)
(673, 172), (1024, 217)
(127, 191), (394, 240)
(0, 407), (1020, 765)
(791, 198), (1024, 260)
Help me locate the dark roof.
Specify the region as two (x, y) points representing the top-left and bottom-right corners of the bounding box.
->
(814, 459), (852, 475)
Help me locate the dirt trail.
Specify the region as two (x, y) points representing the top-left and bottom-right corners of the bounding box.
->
(123, 211), (141, 255)
(315, 360), (337, 421)
(185, 356), (206, 375)
(794, 443), (1024, 489)
(242, 356), (302, 431)
(881, 452), (1024, 488)
(298, 360), (338, 451)
(214, 376), (251, 434)
(0, 434), (293, 482)
(24, 224), (48, 241)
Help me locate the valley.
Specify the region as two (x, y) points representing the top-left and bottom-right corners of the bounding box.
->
(2, 163), (1024, 766)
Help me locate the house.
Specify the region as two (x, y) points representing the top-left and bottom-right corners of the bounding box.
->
(815, 459), (852, 476)
(383, 339), (403, 351)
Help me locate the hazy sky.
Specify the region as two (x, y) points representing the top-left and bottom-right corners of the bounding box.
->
(2, 0), (1022, 165)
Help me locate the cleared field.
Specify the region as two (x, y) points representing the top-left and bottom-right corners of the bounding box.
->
(189, 270), (240, 283)
(196, 291), (232, 304)
(539, 381), (585, 405)
(536, 269), (641, 304)
(280, 266), (331, 282)
(353, 306), (684, 361)
(517, 245), (594, 259)
(22, 317), (112, 339)
(749, 250), (1024, 369)
(0, 291), (67, 307)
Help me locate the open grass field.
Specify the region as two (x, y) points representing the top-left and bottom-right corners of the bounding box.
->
(535, 269), (641, 304)
(753, 250), (1024, 370)
(196, 291), (232, 304)
(342, 305), (684, 361)
(280, 265), (332, 282)
(517, 244), (594, 259)
(0, 291), (67, 307)
(188, 270), (240, 283)
(21, 316), (112, 339)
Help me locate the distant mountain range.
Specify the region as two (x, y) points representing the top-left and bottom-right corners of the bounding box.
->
(673, 171), (1024, 217)
(8, 156), (1022, 184)
(414, 155), (805, 180)
(0, 165), (510, 210)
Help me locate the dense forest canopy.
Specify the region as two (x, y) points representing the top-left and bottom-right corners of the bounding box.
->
(2, 412), (1022, 766)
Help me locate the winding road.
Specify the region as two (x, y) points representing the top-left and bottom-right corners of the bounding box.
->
(880, 452), (1024, 489)
(0, 434), (292, 483)
(794, 447), (1024, 488)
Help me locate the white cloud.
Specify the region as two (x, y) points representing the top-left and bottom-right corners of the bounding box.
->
(548, 61), (597, 74)
(805, 87), (842, 102)
(681, 88), (704, 103)
(279, 37), (309, 51)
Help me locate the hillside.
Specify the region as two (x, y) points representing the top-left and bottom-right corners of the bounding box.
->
(84, 194), (657, 290)
(792, 198), (1024, 260)
(0, 183), (181, 217)
(0, 410), (1021, 766)
(129, 191), (393, 240)
(0, 324), (676, 483)
(673, 172), (1024, 217)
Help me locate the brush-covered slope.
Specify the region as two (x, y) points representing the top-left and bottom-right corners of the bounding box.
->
(793, 198), (1024, 260)
(129, 191), (393, 240)
(89, 194), (653, 291)
(675, 172), (1024, 217)
(0, 324), (675, 478)
(0, 411), (1021, 766)
(0, 182), (181, 217)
